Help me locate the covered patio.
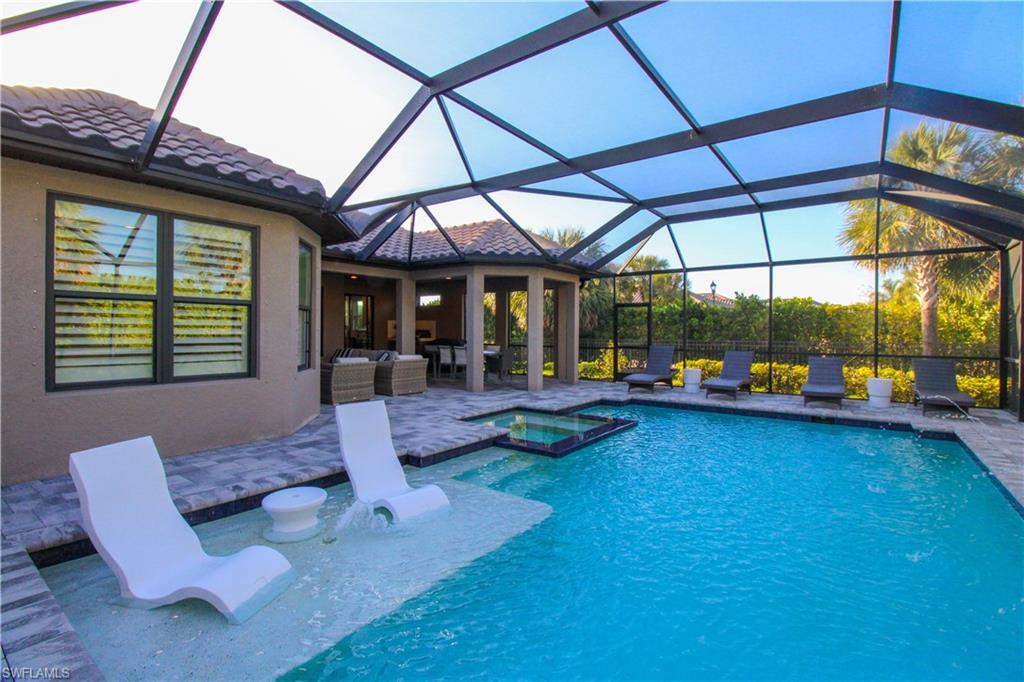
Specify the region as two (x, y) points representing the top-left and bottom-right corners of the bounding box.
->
(321, 258), (581, 393)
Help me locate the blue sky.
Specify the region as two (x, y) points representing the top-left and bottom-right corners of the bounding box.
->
(3, 0), (1018, 304)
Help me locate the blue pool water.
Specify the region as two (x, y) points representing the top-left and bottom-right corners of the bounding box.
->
(285, 405), (1024, 680)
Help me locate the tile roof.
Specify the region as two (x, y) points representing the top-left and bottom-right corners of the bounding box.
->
(690, 291), (737, 308)
(1, 85), (325, 205)
(326, 218), (594, 266)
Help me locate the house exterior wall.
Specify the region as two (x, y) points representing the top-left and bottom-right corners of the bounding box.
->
(0, 158), (322, 484)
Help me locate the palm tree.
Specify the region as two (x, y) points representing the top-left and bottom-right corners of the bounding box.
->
(538, 226), (606, 261)
(840, 121), (1004, 355)
(539, 227), (611, 333)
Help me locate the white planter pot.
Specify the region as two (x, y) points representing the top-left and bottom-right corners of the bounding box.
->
(683, 367), (702, 394)
(867, 377), (893, 408)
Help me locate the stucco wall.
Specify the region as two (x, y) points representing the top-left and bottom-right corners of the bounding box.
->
(1, 158), (322, 484)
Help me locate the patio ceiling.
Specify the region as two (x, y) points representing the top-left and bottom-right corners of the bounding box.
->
(2, 0), (1022, 269)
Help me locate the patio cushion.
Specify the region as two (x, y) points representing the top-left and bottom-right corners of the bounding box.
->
(800, 382), (845, 397)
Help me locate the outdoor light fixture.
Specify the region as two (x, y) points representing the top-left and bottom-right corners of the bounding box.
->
(710, 281), (717, 304)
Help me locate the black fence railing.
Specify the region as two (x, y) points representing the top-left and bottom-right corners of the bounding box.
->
(506, 342), (556, 375)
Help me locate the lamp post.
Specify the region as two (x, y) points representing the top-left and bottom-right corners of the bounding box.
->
(710, 280), (717, 305)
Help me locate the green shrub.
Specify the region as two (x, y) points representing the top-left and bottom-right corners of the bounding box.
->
(579, 342), (629, 380)
(657, 358), (998, 407)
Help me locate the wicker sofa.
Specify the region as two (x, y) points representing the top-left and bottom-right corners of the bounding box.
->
(321, 349), (428, 402)
(321, 358), (377, 404)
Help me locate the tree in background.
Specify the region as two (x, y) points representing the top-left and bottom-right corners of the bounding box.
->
(539, 227), (612, 339)
(841, 121), (1007, 355)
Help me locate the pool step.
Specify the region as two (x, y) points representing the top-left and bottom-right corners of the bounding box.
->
(456, 455), (537, 488)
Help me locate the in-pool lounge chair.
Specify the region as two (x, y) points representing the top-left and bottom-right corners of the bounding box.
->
(69, 437), (294, 625)
(623, 344), (677, 392)
(912, 358), (977, 415)
(704, 350), (754, 399)
(335, 401), (450, 522)
(800, 356), (846, 408)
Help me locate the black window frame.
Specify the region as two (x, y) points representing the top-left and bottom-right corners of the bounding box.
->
(297, 239), (313, 371)
(46, 192), (259, 391)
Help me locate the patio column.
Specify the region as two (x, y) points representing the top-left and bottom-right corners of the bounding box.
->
(494, 289), (509, 348)
(527, 272), (544, 391)
(395, 276), (416, 354)
(465, 269), (485, 392)
(557, 281), (579, 383)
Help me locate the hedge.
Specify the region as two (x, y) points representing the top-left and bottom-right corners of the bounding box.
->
(577, 347), (999, 407)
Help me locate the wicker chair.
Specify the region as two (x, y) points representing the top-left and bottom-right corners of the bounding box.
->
(328, 349), (428, 397)
(321, 359), (377, 404)
(375, 356), (429, 396)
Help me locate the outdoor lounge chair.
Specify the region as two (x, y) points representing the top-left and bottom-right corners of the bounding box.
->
(69, 436), (294, 625)
(703, 351), (754, 399)
(623, 344), (677, 392)
(800, 356), (846, 408)
(912, 358), (977, 415)
(335, 401), (450, 523)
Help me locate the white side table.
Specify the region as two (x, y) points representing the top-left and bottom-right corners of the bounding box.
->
(262, 486), (327, 542)
(683, 367), (702, 394)
(867, 377), (893, 408)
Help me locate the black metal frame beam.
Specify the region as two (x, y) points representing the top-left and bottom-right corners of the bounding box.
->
(882, 192), (1024, 242)
(133, 1), (220, 171)
(419, 204), (466, 261)
(591, 218), (665, 271)
(557, 205), (642, 263)
(1, 0), (131, 33)
(645, 162), (880, 209)
(883, 162), (1024, 215)
(889, 83), (1024, 138)
(663, 188), (878, 223)
(357, 202), (415, 260)
(327, 86), (433, 211)
(608, 22), (765, 219)
(341, 86), (889, 211)
(428, 2), (660, 94)
(275, 0), (430, 84)
(481, 193), (556, 261)
(589, 243), (996, 278)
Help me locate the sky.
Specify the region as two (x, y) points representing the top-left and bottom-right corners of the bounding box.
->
(2, 0), (1019, 305)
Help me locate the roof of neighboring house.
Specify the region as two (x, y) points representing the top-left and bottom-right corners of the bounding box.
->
(690, 291), (737, 308)
(327, 218), (596, 267)
(1, 85), (327, 206)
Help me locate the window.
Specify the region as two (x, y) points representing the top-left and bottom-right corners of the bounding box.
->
(298, 241), (313, 370)
(48, 195), (255, 389)
(418, 294), (441, 307)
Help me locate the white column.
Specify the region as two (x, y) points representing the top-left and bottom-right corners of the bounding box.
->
(557, 281), (579, 383)
(527, 272), (544, 391)
(395, 277), (416, 354)
(465, 269), (485, 392)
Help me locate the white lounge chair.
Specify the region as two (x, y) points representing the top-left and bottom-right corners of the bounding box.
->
(334, 401), (450, 523)
(69, 436), (294, 625)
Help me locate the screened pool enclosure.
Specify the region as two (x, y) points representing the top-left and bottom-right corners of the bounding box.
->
(2, 0), (1022, 414)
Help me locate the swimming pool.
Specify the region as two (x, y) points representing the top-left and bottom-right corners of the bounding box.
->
(285, 404), (1023, 680)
